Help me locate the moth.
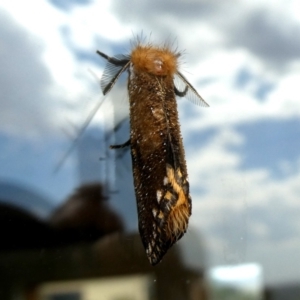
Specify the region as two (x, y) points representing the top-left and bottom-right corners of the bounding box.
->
(97, 41), (209, 265)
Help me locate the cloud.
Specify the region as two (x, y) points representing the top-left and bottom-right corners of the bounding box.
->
(109, 0), (300, 66)
(0, 4), (103, 139)
(0, 11), (58, 137)
(49, 0), (93, 12)
(187, 124), (300, 281)
(108, 0), (300, 126)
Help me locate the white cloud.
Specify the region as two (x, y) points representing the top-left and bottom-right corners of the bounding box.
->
(187, 123), (300, 282)
(1, 0), (300, 286)
(2, 0), (300, 138)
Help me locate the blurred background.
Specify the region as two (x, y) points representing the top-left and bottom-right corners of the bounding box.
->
(1, 0), (300, 299)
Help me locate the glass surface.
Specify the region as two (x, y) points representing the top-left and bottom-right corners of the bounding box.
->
(0, 1), (300, 299)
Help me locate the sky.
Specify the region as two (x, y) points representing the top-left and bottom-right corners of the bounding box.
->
(1, 0), (300, 287)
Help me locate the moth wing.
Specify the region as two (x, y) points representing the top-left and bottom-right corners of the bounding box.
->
(133, 137), (191, 265)
(174, 72), (209, 107)
(100, 54), (130, 95)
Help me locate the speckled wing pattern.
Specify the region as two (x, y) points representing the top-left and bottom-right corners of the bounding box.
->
(128, 70), (192, 265)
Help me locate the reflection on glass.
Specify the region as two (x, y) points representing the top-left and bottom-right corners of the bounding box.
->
(207, 263), (263, 300)
(37, 275), (153, 300)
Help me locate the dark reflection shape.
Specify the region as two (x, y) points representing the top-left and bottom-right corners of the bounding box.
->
(0, 182), (207, 300)
(92, 233), (207, 300)
(0, 182), (123, 251)
(0, 202), (55, 251)
(49, 182), (124, 243)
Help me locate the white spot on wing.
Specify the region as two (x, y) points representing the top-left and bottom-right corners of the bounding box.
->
(152, 208), (157, 217)
(164, 176), (168, 185)
(156, 190), (162, 203)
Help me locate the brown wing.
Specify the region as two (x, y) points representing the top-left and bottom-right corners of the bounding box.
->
(129, 71), (191, 265)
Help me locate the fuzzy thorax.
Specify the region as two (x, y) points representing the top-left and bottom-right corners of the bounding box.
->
(130, 45), (179, 76)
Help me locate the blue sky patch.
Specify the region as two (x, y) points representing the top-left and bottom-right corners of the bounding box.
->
(235, 118), (300, 176)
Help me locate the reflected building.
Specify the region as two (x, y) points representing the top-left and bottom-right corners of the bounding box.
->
(0, 121), (207, 300)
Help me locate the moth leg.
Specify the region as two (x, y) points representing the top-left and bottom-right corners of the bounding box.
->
(96, 51), (128, 67)
(174, 85), (188, 97)
(110, 139), (131, 149)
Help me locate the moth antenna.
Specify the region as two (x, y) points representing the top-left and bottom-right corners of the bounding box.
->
(96, 51), (129, 67)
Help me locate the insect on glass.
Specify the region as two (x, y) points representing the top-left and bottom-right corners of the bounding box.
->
(97, 41), (209, 265)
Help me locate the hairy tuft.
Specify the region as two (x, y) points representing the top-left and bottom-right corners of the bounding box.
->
(131, 43), (179, 76)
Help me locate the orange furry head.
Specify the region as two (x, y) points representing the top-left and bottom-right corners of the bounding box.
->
(130, 44), (179, 76)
